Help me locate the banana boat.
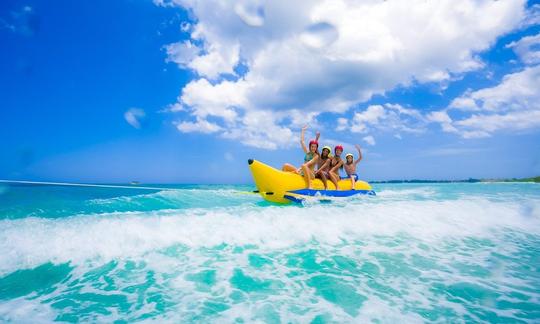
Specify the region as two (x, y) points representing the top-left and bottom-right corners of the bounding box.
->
(248, 159), (376, 204)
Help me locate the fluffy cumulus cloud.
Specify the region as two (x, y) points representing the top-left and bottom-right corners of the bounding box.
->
(363, 135), (376, 146)
(431, 65), (540, 138)
(344, 104), (426, 135)
(157, 0), (528, 149)
(507, 32), (540, 65)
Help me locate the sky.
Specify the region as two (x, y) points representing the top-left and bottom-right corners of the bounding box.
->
(1, 0), (540, 183)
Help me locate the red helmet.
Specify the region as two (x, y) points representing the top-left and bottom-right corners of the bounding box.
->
(334, 145), (343, 152)
(308, 140), (319, 147)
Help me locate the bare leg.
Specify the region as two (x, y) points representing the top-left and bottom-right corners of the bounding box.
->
(320, 172), (328, 190)
(301, 164), (313, 189)
(350, 175), (356, 190)
(329, 173), (339, 190)
(282, 163), (298, 173)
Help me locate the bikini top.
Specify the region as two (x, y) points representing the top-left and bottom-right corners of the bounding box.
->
(304, 152), (315, 162)
(331, 157), (342, 168)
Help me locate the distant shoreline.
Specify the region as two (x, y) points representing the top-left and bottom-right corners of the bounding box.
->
(370, 176), (540, 184)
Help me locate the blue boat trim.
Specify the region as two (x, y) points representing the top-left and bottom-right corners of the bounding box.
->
(287, 189), (376, 197)
(340, 174), (358, 180)
(283, 195), (304, 203)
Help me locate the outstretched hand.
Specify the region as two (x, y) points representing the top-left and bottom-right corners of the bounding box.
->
(354, 144), (363, 164)
(302, 125), (308, 131)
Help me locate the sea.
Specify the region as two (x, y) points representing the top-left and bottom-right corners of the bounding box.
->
(0, 181), (539, 323)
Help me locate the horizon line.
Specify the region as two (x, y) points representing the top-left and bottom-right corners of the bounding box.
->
(1, 177), (538, 189)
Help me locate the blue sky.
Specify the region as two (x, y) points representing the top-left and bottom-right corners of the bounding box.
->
(1, 0), (539, 183)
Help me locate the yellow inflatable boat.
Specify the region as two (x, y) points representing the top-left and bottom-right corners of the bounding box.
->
(248, 159), (376, 204)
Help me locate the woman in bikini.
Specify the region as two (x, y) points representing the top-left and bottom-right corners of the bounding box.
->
(315, 146), (334, 189)
(282, 125), (320, 189)
(328, 145), (344, 190)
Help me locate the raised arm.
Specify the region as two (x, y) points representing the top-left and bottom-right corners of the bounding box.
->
(300, 125), (308, 154)
(354, 144), (363, 165)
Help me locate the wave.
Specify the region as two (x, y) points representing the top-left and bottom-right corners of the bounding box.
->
(1, 185), (539, 322)
(376, 188), (438, 198)
(0, 187), (260, 220)
(1, 196), (539, 276)
(88, 188), (259, 210)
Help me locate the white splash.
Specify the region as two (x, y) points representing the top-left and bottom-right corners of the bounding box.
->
(1, 196), (539, 275)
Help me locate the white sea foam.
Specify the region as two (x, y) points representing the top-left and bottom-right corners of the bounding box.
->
(0, 298), (56, 323)
(2, 184), (540, 322)
(0, 197), (539, 275)
(87, 188), (255, 206)
(376, 188), (438, 198)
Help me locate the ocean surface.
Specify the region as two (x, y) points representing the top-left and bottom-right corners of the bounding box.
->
(0, 181), (539, 323)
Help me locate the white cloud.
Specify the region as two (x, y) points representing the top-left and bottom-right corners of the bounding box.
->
(159, 0), (528, 149)
(234, 0), (265, 27)
(351, 65), (540, 139)
(507, 32), (540, 65)
(363, 135), (376, 146)
(221, 110), (295, 150)
(336, 117), (348, 131)
(351, 105), (386, 133)
(180, 21), (191, 32)
(450, 65), (540, 112)
(165, 40), (201, 67)
(163, 102), (184, 113)
(124, 108), (146, 129)
(426, 111), (458, 133)
(447, 96), (478, 111)
(180, 78), (246, 123)
(350, 104), (426, 134)
(522, 4), (540, 28)
(176, 118), (222, 133)
(188, 44), (240, 79)
(456, 110), (540, 135)
(300, 22), (339, 49)
(432, 65), (540, 138)
(421, 147), (488, 157)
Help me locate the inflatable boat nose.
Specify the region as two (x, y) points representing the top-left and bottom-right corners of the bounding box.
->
(248, 159), (254, 165)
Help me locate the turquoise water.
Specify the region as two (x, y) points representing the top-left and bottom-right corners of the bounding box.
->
(0, 182), (539, 322)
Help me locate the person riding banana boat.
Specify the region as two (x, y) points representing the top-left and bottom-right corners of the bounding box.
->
(282, 126), (362, 190)
(281, 125), (320, 189)
(248, 125), (375, 203)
